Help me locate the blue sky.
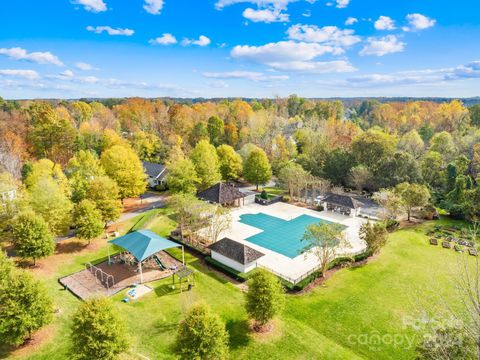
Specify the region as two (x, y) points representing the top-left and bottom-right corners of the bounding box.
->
(1, 0), (480, 99)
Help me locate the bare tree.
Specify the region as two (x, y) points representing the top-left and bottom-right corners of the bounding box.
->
(203, 206), (232, 244)
(0, 143), (21, 179)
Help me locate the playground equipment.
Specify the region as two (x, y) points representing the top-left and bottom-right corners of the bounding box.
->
(85, 262), (115, 294)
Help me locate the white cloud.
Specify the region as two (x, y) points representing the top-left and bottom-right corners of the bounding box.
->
(266, 60), (356, 73)
(286, 24), (361, 48)
(182, 35), (211, 46)
(208, 80), (230, 88)
(72, 0), (107, 13)
(0, 47), (64, 66)
(360, 35), (405, 56)
(243, 8), (289, 23)
(143, 0), (164, 15)
(203, 70), (289, 81)
(86, 26), (134, 36)
(0, 69), (40, 80)
(60, 70), (75, 78)
(75, 62), (94, 71)
(335, 0), (349, 8)
(404, 13), (436, 31)
(232, 41), (335, 63)
(345, 17), (357, 26)
(374, 16), (395, 30)
(149, 33), (177, 45)
(215, 0), (296, 10)
(329, 61), (480, 88)
(302, 10), (311, 18)
(231, 41), (356, 73)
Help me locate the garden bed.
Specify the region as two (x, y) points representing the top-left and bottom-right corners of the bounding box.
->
(255, 194), (284, 206)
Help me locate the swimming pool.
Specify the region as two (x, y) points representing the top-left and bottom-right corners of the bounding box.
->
(239, 213), (338, 258)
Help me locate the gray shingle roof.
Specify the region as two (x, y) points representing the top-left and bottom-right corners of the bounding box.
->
(323, 193), (360, 209)
(142, 162), (167, 180)
(209, 238), (264, 265)
(197, 183), (245, 205)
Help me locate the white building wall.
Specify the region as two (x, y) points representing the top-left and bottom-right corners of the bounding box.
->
(211, 251), (257, 273)
(243, 194), (256, 206)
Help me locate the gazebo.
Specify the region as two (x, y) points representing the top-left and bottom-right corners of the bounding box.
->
(108, 230), (185, 283)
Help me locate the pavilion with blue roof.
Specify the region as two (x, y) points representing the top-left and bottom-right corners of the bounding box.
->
(108, 230), (184, 283)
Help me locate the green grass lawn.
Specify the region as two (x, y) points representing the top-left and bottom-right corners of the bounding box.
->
(261, 187), (287, 196)
(2, 215), (474, 360)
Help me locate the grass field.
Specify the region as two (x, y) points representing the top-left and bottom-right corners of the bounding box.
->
(1, 214), (473, 360)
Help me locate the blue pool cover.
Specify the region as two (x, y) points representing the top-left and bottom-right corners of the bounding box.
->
(239, 213), (339, 258)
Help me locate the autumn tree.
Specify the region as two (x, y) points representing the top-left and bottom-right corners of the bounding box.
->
(217, 144), (243, 182)
(101, 145), (146, 201)
(28, 102), (77, 165)
(70, 101), (92, 125)
(394, 182), (431, 221)
(174, 304), (229, 360)
(190, 140), (221, 190)
(73, 200), (104, 244)
(398, 129), (424, 159)
(0, 254), (53, 346)
(27, 177), (73, 236)
(351, 129), (396, 173)
(24, 158), (71, 196)
(85, 175), (122, 226)
(130, 131), (166, 163)
(302, 222), (349, 277)
(12, 211), (55, 266)
(243, 147), (272, 190)
(245, 269), (284, 331)
(70, 297), (128, 360)
(66, 150), (105, 202)
(166, 147), (199, 194)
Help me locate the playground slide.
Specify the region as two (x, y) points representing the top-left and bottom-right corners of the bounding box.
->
(153, 255), (167, 270)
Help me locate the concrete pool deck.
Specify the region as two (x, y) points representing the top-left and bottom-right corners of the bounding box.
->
(210, 202), (368, 283)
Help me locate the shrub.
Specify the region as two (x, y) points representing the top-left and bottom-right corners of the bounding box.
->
(260, 190), (268, 200)
(175, 304), (229, 360)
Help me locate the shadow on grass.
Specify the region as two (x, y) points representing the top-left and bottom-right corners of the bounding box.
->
(153, 283), (179, 297)
(152, 320), (178, 335)
(226, 318), (251, 349)
(0, 343), (15, 359)
(56, 240), (87, 254)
